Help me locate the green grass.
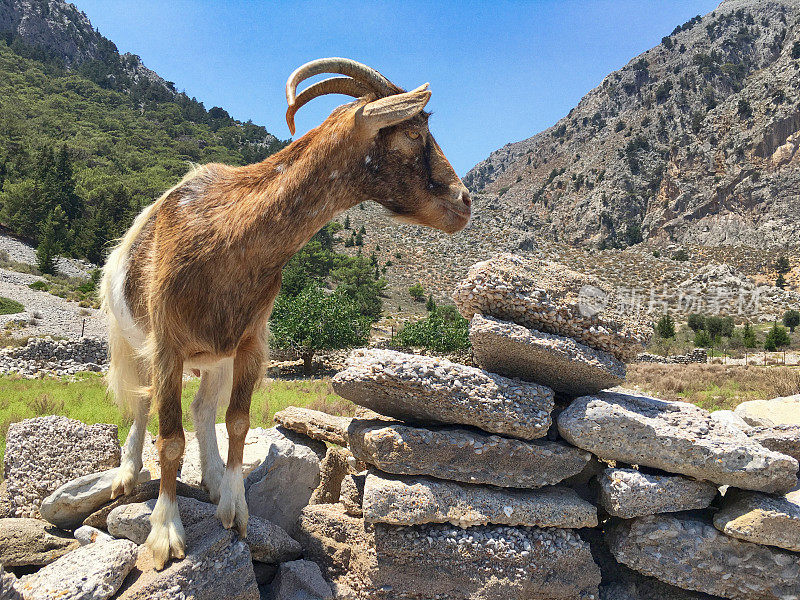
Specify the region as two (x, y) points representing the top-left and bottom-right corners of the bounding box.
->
(0, 297), (24, 315)
(0, 374), (355, 471)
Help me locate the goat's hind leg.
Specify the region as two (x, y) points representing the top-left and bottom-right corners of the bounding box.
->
(217, 337), (263, 537)
(191, 359), (233, 503)
(145, 345), (186, 570)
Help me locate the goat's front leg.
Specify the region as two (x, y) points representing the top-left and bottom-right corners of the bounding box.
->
(145, 346), (186, 570)
(217, 336), (263, 537)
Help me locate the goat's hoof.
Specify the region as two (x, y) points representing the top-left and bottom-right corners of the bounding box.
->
(145, 519), (185, 570)
(216, 490), (248, 537)
(201, 465), (225, 505)
(110, 463), (140, 499)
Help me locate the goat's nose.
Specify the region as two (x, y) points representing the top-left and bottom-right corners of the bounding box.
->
(459, 189), (472, 208)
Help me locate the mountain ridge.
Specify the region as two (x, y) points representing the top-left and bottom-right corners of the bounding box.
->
(463, 0), (800, 250)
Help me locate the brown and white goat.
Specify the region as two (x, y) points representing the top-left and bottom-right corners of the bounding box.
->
(100, 58), (471, 569)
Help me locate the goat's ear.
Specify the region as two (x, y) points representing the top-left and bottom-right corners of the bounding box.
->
(357, 84), (431, 133)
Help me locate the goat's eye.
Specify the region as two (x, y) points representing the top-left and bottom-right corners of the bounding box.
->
(407, 131), (420, 140)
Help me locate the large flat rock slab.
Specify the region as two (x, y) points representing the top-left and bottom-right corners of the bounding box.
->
(558, 391), (799, 493)
(40, 467), (150, 530)
(296, 503), (601, 600)
(598, 468), (718, 519)
(608, 513), (800, 600)
(274, 406), (352, 446)
(735, 394), (800, 427)
(3, 416), (120, 518)
(470, 314), (625, 396)
(16, 538), (137, 600)
(0, 517), (79, 567)
(747, 425), (800, 462)
(452, 254), (651, 361)
(348, 419), (591, 488)
(713, 486), (800, 552)
(362, 471), (597, 528)
(332, 348), (554, 440)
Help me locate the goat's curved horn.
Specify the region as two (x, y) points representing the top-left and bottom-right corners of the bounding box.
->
(285, 76), (373, 135)
(285, 57), (395, 107)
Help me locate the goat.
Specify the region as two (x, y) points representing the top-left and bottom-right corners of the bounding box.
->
(100, 58), (471, 569)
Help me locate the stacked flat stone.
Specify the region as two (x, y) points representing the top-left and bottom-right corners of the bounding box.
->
(277, 255), (800, 600)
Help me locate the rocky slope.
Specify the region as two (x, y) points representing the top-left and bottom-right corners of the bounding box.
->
(463, 0), (800, 250)
(0, 0), (174, 96)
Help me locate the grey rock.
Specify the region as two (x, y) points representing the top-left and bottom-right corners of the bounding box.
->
(309, 446), (355, 506)
(245, 427), (326, 532)
(115, 518), (259, 600)
(339, 473), (365, 517)
(713, 486), (800, 552)
(735, 394), (800, 427)
(15, 538), (137, 600)
(246, 515), (303, 564)
(708, 409), (752, 433)
(107, 496), (216, 544)
(296, 503), (601, 600)
(3, 416), (120, 518)
(363, 471), (597, 528)
(0, 564), (22, 600)
(348, 418), (590, 487)
(747, 425), (800, 462)
(601, 565), (726, 600)
(598, 468), (718, 518)
(452, 254), (651, 361)
(470, 314), (625, 396)
(333, 348), (554, 440)
(558, 391), (799, 493)
(74, 525), (114, 545)
(608, 513), (800, 600)
(0, 517), (79, 567)
(82, 478), (210, 529)
(273, 407), (352, 447)
(40, 466), (150, 530)
(270, 559), (333, 600)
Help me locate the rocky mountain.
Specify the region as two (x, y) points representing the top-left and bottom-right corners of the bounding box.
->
(463, 0), (800, 250)
(0, 0), (174, 97)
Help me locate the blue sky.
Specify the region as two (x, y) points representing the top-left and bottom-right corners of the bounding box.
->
(73, 0), (719, 175)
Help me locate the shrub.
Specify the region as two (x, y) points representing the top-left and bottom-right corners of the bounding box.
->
(776, 273), (787, 289)
(28, 280), (49, 291)
(408, 283), (425, 301)
(783, 309), (800, 333)
(792, 41), (800, 60)
(688, 313), (705, 332)
(737, 99), (752, 119)
(694, 329), (711, 348)
(0, 297), (23, 315)
(775, 256), (790, 274)
(671, 249), (689, 261)
(655, 314), (676, 339)
(394, 306), (470, 353)
(764, 323), (791, 351)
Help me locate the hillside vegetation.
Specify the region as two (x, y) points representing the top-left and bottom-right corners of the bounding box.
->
(0, 38), (284, 263)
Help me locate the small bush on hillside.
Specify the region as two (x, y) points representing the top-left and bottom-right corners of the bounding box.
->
(0, 297), (23, 315)
(409, 283), (425, 301)
(782, 309), (800, 333)
(655, 314), (675, 339)
(29, 280), (49, 291)
(671, 249), (689, 261)
(775, 256), (790, 274)
(764, 323), (791, 352)
(394, 306), (470, 353)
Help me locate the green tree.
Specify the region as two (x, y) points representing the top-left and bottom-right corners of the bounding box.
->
(354, 231), (363, 246)
(426, 294), (437, 312)
(270, 284), (370, 373)
(694, 329), (711, 348)
(343, 215), (351, 229)
(36, 207), (68, 274)
(394, 305), (470, 353)
(331, 255), (386, 321)
(409, 282), (425, 302)
(775, 256), (791, 274)
(776, 273), (787, 289)
(704, 315), (732, 342)
(687, 313), (705, 332)
(782, 309), (800, 333)
(655, 314), (675, 339)
(764, 323), (791, 352)
(741, 321), (758, 348)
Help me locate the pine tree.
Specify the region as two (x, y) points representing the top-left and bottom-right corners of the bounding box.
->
(776, 273), (787, 289)
(426, 294), (437, 312)
(344, 215), (350, 229)
(36, 207), (67, 274)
